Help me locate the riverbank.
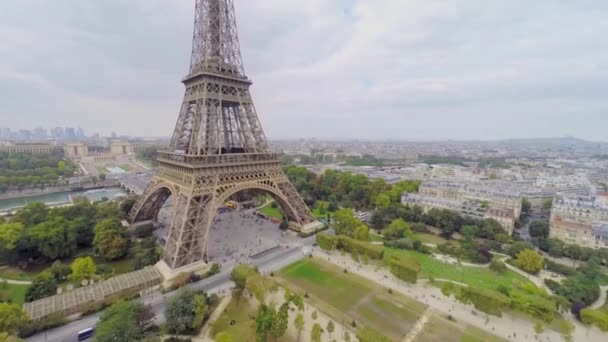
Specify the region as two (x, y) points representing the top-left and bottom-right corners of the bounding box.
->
(0, 186), (127, 212)
(0, 179), (120, 201)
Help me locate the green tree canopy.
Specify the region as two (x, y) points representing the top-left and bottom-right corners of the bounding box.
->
(0, 303), (29, 335)
(94, 301), (154, 342)
(93, 218), (129, 261)
(25, 270), (57, 302)
(513, 249), (544, 274)
(165, 288), (209, 334)
(70, 256), (96, 283)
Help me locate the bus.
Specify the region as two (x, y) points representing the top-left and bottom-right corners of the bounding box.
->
(77, 327), (95, 341)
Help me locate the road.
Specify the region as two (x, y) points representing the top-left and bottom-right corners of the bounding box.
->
(26, 245), (310, 342)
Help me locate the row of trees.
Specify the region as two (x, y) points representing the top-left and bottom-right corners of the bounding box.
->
(0, 151), (76, 192)
(371, 202), (510, 242)
(283, 166), (420, 211)
(0, 200), (128, 265)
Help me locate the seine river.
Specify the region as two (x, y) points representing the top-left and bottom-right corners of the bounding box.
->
(0, 187), (127, 211)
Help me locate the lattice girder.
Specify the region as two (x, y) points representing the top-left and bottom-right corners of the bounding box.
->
(128, 0), (317, 270)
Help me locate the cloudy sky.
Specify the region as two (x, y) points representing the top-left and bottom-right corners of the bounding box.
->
(1, 0), (607, 141)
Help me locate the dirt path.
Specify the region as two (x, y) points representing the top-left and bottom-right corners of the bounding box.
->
(403, 307), (435, 342)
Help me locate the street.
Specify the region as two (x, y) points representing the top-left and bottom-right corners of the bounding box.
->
(26, 245), (311, 342)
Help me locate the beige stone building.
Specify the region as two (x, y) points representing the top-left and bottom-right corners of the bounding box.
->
(0, 143), (62, 154)
(550, 193), (608, 249)
(402, 180), (524, 234)
(110, 140), (134, 155)
(63, 142), (89, 158)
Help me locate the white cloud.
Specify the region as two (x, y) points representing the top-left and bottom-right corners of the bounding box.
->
(0, 0), (606, 140)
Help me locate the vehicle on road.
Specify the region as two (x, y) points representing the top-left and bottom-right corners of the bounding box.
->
(77, 327), (95, 341)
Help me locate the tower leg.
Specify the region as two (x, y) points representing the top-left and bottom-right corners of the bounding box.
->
(163, 193), (215, 269)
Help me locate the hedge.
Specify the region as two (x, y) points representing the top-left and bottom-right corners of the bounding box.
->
(581, 308), (608, 331)
(509, 288), (556, 322)
(316, 233), (337, 251)
(545, 259), (578, 277)
(337, 235), (384, 259)
(387, 255), (420, 283)
(460, 286), (511, 316)
(316, 234), (384, 260)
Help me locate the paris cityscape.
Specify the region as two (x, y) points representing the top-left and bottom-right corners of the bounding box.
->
(0, 1), (607, 342)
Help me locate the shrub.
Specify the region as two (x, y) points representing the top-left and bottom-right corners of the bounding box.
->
(387, 255), (420, 283)
(545, 259), (577, 277)
(581, 308), (608, 331)
(489, 259), (507, 273)
(336, 235), (384, 260)
(459, 286), (510, 316)
(411, 222), (428, 233)
(316, 233), (337, 251)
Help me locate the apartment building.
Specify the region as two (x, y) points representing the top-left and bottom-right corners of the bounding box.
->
(402, 180), (523, 233)
(550, 193), (608, 249)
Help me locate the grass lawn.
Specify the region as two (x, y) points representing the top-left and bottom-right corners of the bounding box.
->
(416, 316), (507, 342)
(211, 297), (257, 341)
(384, 248), (532, 290)
(258, 202), (284, 219)
(279, 258), (426, 341)
(414, 233), (450, 245)
(0, 265), (39, 281)
(0, 283), (28, 305)
(120, 164), (132, 171)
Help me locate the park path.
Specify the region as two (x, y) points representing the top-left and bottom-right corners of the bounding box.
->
(590, 285), (608, 310)
(194, 294), (233, 342)
(0, 277), (31, 285)
(402, 307), (435, 342)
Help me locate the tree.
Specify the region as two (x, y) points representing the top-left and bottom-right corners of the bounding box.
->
(529, 221), (550, 238)
(512, 249), (544, 274)
(0, 332), (23, 342)
(215, 332), (234, 342)
(119, 197), (138, 218)
(95, 301), (153, 342)
(0, 223), (24, 260)
(165, 288), (208, 334)
(13, 202), (48, 227)
(310, 323), (322, 342)
(294, 313), (305, 341)
(28, 216), (79, 260)
(311, 310), (318, 320)
(353, 224), (370, 241)
(333, 208), (360, 236)
(70, 256), (96, 283)
(489, 259), (507, 274)
(521, 198), (531, 216)
(326, 320), (335, 334)
(98, 173), (107, 181)
(375, 193), (391, 209)
(93, 218), (129, 261)
(25, 271), (57, 302)
(543, 199), (553, 211)
(271, 302), (289, 339)
(506, 241), (534, 258)
(0, 303), (29, 335)
(255, 304), (275, 342)
(383, 218), (412, 240)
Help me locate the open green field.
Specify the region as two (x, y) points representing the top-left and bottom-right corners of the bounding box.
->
(0, 283), (27, 304)
(279, 258), (426, 341)
(414, 233), (450, 245)
(384, 248), (532, 290)
(416, 316), (508, 342)
(258, 202), (284, 219)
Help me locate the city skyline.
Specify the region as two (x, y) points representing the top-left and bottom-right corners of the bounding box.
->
(1, 1), (607, 141)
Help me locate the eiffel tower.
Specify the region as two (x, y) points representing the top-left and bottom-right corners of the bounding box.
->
(128, 0), (319, 271)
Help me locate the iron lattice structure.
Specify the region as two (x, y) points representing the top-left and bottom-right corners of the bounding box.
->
(128, 0), (316, 270)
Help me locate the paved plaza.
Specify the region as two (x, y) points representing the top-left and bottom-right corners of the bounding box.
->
(157, 204), (297, 269)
